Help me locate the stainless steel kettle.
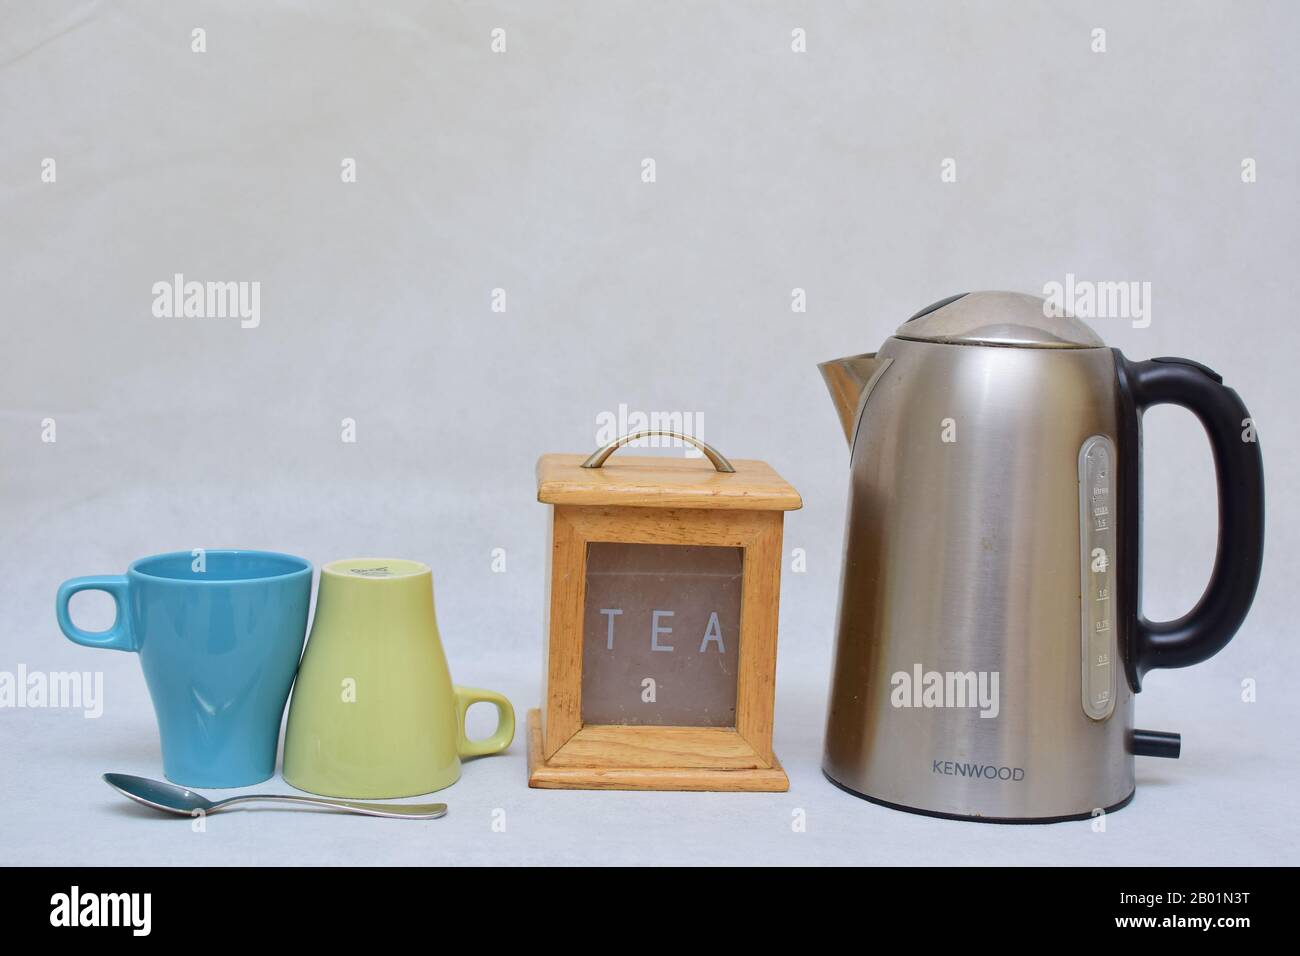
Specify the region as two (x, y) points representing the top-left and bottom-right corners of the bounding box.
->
(818, 291), (1264, 822)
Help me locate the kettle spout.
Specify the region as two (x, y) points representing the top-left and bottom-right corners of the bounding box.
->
(818, 353), (888, 446)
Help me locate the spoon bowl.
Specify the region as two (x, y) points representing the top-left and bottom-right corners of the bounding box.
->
(105, 773), (217, 814)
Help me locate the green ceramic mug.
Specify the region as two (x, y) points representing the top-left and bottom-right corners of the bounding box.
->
(283, 558), (514, 798)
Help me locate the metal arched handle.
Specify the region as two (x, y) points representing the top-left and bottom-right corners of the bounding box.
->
(581, 431), (735, 473)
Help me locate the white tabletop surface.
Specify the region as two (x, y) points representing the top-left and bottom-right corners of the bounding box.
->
(3, 643), (1296, 866)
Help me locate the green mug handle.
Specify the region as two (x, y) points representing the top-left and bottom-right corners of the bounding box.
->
(453, 686), (515, 758)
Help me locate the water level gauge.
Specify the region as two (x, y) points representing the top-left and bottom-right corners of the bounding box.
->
(1079, 435), (1117, 721)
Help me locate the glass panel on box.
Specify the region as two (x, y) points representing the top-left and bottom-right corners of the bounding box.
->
(581, 542), (743, 727)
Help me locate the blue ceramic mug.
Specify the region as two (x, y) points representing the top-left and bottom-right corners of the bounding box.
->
(56, 550), (312, 788)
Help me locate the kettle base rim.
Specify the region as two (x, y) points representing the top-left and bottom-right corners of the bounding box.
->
(822, 770), (1135, 825)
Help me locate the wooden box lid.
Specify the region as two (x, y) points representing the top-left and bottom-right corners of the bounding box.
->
(536, 453), (802, 511)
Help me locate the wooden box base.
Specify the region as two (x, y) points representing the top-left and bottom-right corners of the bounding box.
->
(525, 709), (789, 792)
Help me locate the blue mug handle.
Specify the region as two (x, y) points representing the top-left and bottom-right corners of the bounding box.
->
(56, 575), (137, 652)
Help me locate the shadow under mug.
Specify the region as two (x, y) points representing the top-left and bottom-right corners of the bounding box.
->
(56, 550), (312, 788)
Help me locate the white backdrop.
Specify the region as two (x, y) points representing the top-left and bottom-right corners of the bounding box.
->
(2, 1), (1297, 865)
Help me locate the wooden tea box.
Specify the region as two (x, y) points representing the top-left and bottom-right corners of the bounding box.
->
(527, 432), (802, 791)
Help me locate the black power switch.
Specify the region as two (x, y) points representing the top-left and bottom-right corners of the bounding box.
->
(1131, 729), (1182, 758)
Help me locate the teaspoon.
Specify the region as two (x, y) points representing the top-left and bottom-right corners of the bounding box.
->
(103, 773), (448, 820)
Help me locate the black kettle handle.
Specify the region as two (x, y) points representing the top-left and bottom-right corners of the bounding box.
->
(1117, 354), (1265, 689)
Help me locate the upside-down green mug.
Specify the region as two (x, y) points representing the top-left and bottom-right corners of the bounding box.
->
(282, 558), (514, 798)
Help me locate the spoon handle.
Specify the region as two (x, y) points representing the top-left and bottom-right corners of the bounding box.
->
(212, 794), (448, 819)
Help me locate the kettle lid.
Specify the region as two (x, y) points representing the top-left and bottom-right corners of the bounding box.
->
(896, 291), (1105, 348)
